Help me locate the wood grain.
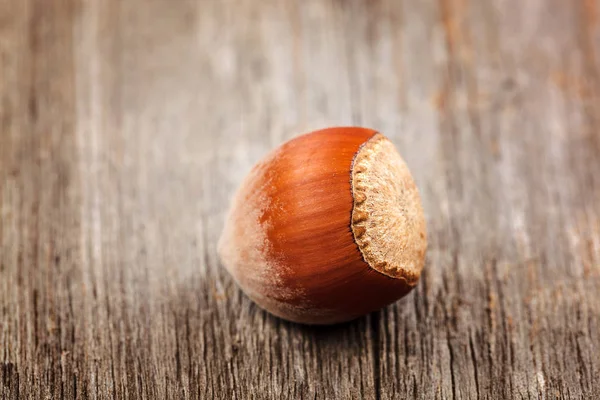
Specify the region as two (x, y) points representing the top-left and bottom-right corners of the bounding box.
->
(1, 0), (599, 398)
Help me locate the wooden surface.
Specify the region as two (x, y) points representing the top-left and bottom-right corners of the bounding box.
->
(1, 0), (600, 398)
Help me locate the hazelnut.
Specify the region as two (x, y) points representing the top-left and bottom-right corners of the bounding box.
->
(218, 127), (427, 324)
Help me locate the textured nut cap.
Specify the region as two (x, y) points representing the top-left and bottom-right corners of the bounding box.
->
(351, 134), (427, 284)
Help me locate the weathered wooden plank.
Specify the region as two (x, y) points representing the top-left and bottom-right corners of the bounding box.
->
(1, 1), (81, 399)
(1, 0), (599, 399)
(351, 0), (600, 398)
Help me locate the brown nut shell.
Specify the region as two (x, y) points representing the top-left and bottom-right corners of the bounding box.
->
(218, 127), (427, 324)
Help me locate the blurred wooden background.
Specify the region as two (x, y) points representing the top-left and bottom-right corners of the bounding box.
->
(1, 0), (599, 398)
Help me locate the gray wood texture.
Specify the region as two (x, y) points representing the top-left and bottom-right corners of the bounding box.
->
(1, 0), (599, 398)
